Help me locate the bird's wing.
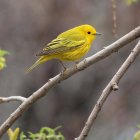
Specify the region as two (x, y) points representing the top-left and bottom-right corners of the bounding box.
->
(36, 34), (86, 56)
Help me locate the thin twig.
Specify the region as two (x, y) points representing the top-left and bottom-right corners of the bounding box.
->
(76, 40), (140, 140)
(111, 0), (117, 37)
(0, 96), (26, 103)
(0, 27), (140, 138)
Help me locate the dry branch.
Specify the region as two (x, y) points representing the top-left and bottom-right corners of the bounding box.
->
(0, 26), (140, 138)
(0, 96), (26, 103)
(76, 40), (140, 140)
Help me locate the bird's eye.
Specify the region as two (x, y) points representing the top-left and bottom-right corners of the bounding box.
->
(87, 31), (91, 34)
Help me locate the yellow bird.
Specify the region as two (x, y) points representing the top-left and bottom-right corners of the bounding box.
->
(27, 24), (101, 72)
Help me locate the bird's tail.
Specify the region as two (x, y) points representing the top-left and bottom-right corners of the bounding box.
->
(26, 56), (51, 73)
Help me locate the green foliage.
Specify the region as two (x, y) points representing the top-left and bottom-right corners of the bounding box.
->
(7, 126), (65, 140)
(7, 128), (20, 140)
(137, 124), (140, 129)
(0, 49), (9, 70)
(124, 0), (140, 5)
(133, 131), (140, 140)
(133, 125), (140, 140)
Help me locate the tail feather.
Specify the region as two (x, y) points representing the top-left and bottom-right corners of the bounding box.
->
(26, 61), (40, 73)
(26, 56), (51, 73)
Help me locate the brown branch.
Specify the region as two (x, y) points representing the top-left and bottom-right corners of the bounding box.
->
(0, 26), (140, 138)
(0, 96), (26, 103)
(76, 40), (140, 140)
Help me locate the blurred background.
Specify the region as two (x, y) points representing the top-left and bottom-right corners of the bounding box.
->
(0, 0), (140, 139)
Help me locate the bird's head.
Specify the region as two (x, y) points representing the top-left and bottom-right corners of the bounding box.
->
(79, 24), (101, 44)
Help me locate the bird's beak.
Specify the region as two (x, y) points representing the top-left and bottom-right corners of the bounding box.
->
(95, 32), (102, 36)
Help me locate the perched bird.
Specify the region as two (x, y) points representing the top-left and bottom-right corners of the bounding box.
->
(27, 24), (101, 72)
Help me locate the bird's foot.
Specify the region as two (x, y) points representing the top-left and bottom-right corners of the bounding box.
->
(75, 61), (79, 64)
(58, 60), (67, 70)
(74, 61), (79, 69)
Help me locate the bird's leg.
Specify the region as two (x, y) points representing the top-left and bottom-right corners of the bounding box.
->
(58, 60), (67, 71)
(74, 61), (79, 69)
(75, 61), (79, 64)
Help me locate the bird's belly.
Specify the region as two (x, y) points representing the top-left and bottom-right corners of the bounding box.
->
(58, 44), (90, 61)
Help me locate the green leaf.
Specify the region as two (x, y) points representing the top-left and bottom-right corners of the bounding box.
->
(0, 49), (9, 57)
(0, 57), (6, 69)
(124, 0), (140, 5)
(40, 127), (55, 135)
(18, 126), (65, 140)
(137, 124), (140, 129)
(54, 126), (62, 131)
(0, 49), (9, 70)
(7, 128), (13, 140)
(134, 131), (140, 140)
(19, 132), (27, 140)
(7, 128), (20, 140)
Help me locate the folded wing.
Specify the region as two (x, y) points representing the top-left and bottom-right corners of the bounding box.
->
(36, 33), (86, 56)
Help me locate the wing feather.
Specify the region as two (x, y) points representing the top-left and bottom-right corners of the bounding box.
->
(36, 36), (86, 56)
